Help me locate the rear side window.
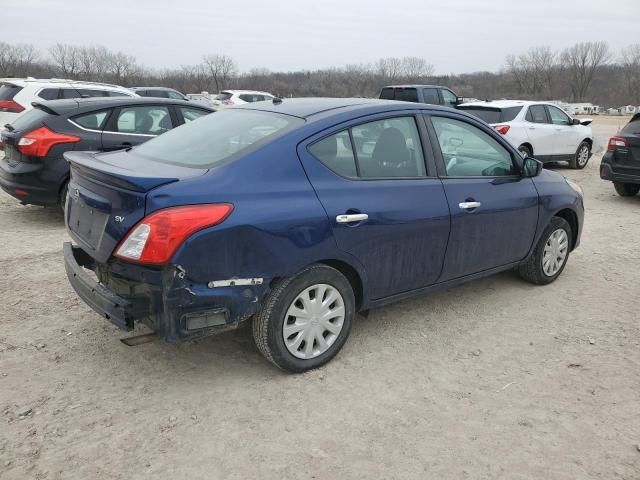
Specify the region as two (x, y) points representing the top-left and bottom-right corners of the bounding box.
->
(72, 110), (110, 130)
(9, 107), (50, 131)
(379, 88), (394, 100)
(148, 90), (170, 98)
(393, 88), (418, 103)
(215, 92), (233, 101)
(37, 88), (60, 100)
(134, 110), (301, 168)
(422, 88), (440, 104)
(526, 105), (548, 124)
(458, 106), (523, 124)
(60, 89), (82, 99)
(113, 106), (173, 135)
(0, 83), (22, 100)
(309, 116), (426, 179)
(309, 130), (357, 178)
(621, 119), (640, 135)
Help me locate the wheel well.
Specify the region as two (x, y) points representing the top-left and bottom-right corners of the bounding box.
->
(554, 209), (578, 250)
(519, 142), (533, 155)
(318, 259), (364, 310)
(582, 138), (593, 148)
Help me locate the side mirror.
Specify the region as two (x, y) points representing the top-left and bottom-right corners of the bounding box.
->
(455, 96), (464, 105)
(522, 157), (543, 177)
(571, 118), (580, 125)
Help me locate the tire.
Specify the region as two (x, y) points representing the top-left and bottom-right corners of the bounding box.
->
(59, 181), (69, 214)
(613, 182), (640, 197)
(569, 141), (591, 169)
(252, 264), (355, 373)
(518, 217), (572, 285)
(518, 145), (532, 158)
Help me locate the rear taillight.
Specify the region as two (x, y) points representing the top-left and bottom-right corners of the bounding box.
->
(493, 124), (510, 135)
(0, 100), (24, 113)
(114, 204), (234, 265)
(17, 126), (81, 157)
(607, 136), (627, 151)
(222, 99), (234, 105)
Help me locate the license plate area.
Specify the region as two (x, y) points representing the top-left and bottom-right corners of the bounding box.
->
(67, 186), (110, 250)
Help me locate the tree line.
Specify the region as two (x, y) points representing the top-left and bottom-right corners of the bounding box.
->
(1, 41), (639, 107)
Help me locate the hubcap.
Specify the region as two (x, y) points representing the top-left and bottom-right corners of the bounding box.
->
(542, 228), (569, 277)
(577, 146), (589, 166)
(283, 283), (345, 360)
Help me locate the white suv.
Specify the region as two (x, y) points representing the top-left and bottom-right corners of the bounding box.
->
(0, 78), (136, 128)
(210, 90), (275, 110)
(458, 100), (594, 169)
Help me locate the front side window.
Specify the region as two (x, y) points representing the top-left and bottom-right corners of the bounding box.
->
(134, 109), (300, 168)
(308, 116), (426, 179)
(526, 105), (549, 124)
(167, 91), (185, 100)
(431, 116), (516, 177)
(422, 88), (440, 105)
(547, 105), (571, 126)
(179, 106), (210, 123)
(72, 110), (110, 130)
(440, 89), (458, 107)
(113, 106), (172, 135)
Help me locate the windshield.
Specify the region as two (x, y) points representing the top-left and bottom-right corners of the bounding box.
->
(10, 107), (50, 131)
(621, 119), (640, 135)
(133, 109), (302, 168)
(458, 106), (523, 124)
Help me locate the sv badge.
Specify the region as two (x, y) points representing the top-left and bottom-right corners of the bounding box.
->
(114, 216), (125, 223)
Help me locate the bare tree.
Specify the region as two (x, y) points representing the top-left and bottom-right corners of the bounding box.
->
(375, 57), (403, 83)
(0, 42), (39, 77)
(560, 41), (610, 101)
(621, 44), (640, 104)
(202, 54), (237, 92)
(107, 52), (141, 85)
(505, 46), (556, 96)
(401, 57), (434, 80)
(48, 43), (81, 78)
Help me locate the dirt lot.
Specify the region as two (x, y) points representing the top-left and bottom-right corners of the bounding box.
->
(1, 116), (639, 479)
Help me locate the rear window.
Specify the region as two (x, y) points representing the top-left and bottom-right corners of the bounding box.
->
(37, 88), (60, 100)
(621, 119), (640, 135)
(133, 109), (302, 168)
(458, 106), (523, 124)
(215, 92), (233, 101)
(379, 88), (394, 100)
(0, 83), (22, 100)
(381, 88), (418, 103)
(9, 107), (51, 131)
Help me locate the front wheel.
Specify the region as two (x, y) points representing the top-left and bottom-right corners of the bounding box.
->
(252, 264), (355, 372)
(518, 217), (572, 285)
(613, 182), (640, 197)
(570, 141), (591, 169)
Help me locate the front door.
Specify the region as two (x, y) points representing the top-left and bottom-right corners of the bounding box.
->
(427, 114), (539, 281)
(524, 104), (556, 157)
(546, 105), (581, 156)
(297, 113), (451, 300)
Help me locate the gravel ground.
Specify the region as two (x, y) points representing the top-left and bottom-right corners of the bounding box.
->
(1, 116), (639, 479)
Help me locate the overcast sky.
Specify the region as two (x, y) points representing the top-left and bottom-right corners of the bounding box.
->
(2, 0), (638, 74)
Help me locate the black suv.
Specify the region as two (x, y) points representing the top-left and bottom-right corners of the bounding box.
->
(0, 97), (213, 210)
(379, 85), (462, 108)
(600, 113), (640, 196)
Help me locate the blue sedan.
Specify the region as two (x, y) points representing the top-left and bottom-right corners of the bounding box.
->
(63, 98), (584, 372)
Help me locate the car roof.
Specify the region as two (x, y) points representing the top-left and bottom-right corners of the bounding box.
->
(0, 77), (130, 91)
(234, 97), (456, 120)
(130, 86), (182, 92)
(381, 84), (451, 89)
(459, 99), (548, 108)
(222, 90), (273, 95)
(33, 96), (214, 116)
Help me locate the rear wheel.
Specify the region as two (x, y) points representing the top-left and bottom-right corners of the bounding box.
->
(252, 264), (355, 372)
(518, 145), (532, 158)
(518, 217), (572, 285)
(569, 141), (591, 169)
(613, 182), (640, 197)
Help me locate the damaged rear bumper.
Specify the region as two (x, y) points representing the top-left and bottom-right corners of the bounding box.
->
(63, 242), (268, 342)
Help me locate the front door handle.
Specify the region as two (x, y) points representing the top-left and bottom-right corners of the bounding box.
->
(336, 213), (369, 224)
(459, 201), (481, 210)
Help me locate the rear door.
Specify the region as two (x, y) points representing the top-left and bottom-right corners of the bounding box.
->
(524, 104), (555, 157)
(427, 113), (539, 281)
(101, 104), (175, 151)
(297, 112), (450, 300)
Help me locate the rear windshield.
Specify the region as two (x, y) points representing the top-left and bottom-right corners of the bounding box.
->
(9, 107), (51, 131)
(621, 119), (640, 135)
(133, 109), (303, 168)
(0, 83), (22, 100)
(215, 92), (233, 101)
(379, 87), (418, 102)
(458, 106), (523, 124)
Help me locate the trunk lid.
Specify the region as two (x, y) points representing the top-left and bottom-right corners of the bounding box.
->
(65, 149), (207, 263)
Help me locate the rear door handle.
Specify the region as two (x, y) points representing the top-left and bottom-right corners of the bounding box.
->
(336, 213), (368, 224)
(459, 201), (481, 210)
